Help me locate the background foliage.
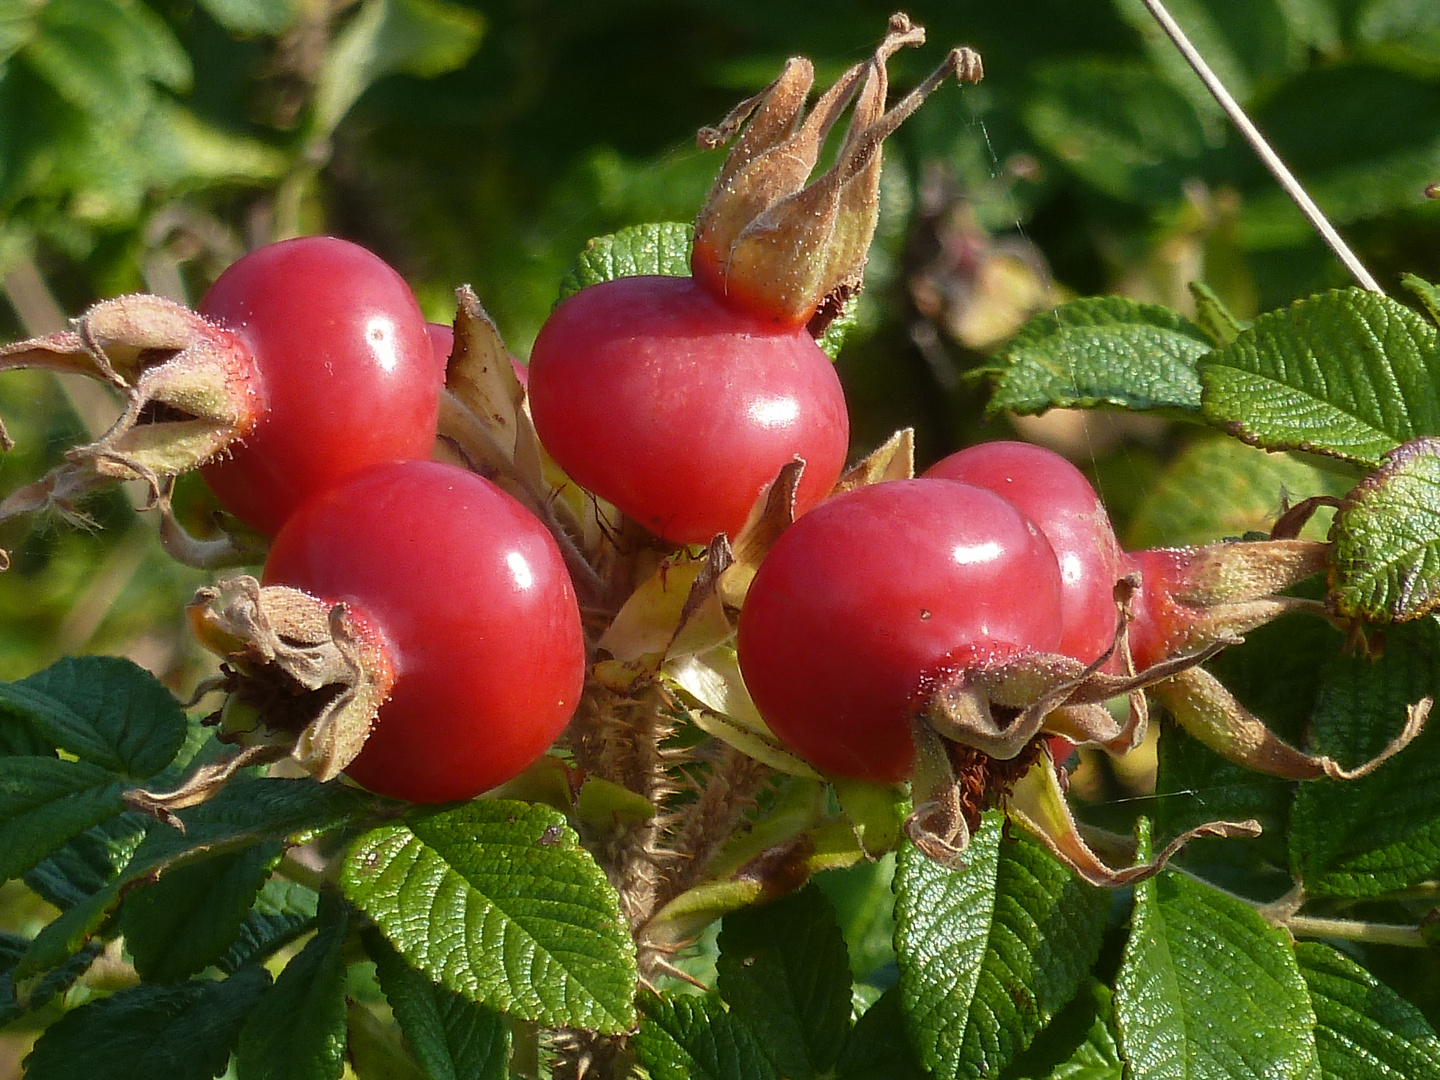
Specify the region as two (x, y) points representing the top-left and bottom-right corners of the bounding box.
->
(3, 0), (1440, 1077)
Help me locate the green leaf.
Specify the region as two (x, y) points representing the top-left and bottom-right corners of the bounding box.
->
(1199, 289), (1440, 467)
(634, 991), (780, 1080)
(1189, 281), (1247, 348)
(556, 222), (693, 303)
(0, 656), (187, 777)
(121, 841), (285, 983)
(23, 965), (271, 1080)
(365, 928), (511, 1080)
(0, 756), (125, 882)
(999, 980), (1124, 1080)
(25, 811), (149, 909)
(0, 933), (100, 1026)
(1297, 941), (1440, 1078)
(1022, 60), (1208, 204)
(1402, 273), (1440, 328)
(312, 0), (484, 141)
(987, 297), (1209, 417)
(1125, 436), (1351, 548)
(893, 813), (1110, 1080)
(1114, 829), (1319, 1079)
(715, 883), (853, 1079)
(813, 854), (897, 986)
(1289, 618), (1440, 898)
(836, 986), (931, 1080)
(341, 800), (637, 1033)
(16, 776), (368, 980)
(237, 896), (350, 1080)
(1329, 438), (1440, 620)
(195, 0), (300, 35)
(218, 877), (320, 975)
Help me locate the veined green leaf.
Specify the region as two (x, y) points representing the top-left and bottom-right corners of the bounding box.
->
(366, 928), (511, 1080)
(635, 991), (780, 1080)
(894, 813), (1110, 1080)
(0, 656), (188, 777)
(987, 296), (1208, 417)
(1329, 438), (1440, 621)
(556, 222), (692, 303)
(341, 800), (637, 1033)
(121, 841), (285, 984)
(23, 965), (271, 1080)
(716, 883), (853, 1079)
(1290, 618), (1440, 898)
(237, 896), (349, 1080)
(0, 933), (100, 1027)
(1297, 941), (1440, 1078)
(25, 812), (149, 910)
(0, 757), (125, 883)
(1114, 827), (1319, 1079)
(835, 986), (931, 1080)
(217, 878), (320, 975)
(1199, 289), (1440, 467)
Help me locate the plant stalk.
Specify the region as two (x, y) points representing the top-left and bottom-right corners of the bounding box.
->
(1140, 0), (1383, 294)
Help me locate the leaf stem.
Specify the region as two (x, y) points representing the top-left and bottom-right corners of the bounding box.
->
(1282, 914), (1430, 949)
(1139, 0), (1383, 294)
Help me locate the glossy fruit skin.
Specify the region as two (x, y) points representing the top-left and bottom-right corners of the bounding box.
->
(1120, 547), (1191, 671)
(527, 275), (849, 544)
(262, 460), (586, 803)
(924, 441), (1122, 664)
(737, 479), (1064, 782)
(200, 236), (440, 536)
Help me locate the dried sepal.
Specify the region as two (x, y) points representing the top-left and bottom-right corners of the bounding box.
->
(155, 480), (267, 569)
(1151, 667), (1430, 781)
(692, 14), (982, 328)
(1005, 751), (1263, 889)
(831, 427), (915, 494)
(185, 575), (395, 783)
(719, 458), (804, 608)
(600, 537), (735, 664)
(0, 294), (261, 556)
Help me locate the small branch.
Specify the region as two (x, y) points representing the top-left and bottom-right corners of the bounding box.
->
(1283, 914), (1430, 949)
(1140, 0), (1383, 294)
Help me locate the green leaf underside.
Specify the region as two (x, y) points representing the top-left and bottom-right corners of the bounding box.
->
(1199, 289), (1440, 467)
(1297, 941), (1440, 1079)
(1, 934), (100, 1027)
(237, 897), (349, 1080)
(634, 992), (780, 1080)
(341, 800), (637, 1033)
(1290, 618), (1440, 897)
(988, 296), (1208, 417)
(1125, 435), (1350, 549)
(835, 986), (932, 1080)
(366, 928), (511, 1080)
(121, 841), (285, 984)
(22, 965), (271, 1080)
(894, 813), (1110, 1080)
(25, 812), (149, 910)
(1329, 438), (1440, 620)
(716, 883), (853, 1079)
(1402, 273), (1440, 328)
(1114, 855), (1319, 1079)
(217, 877), (320, 975)
(0, 656), (187, 777)
(555, 222), (693, 303)
(16, 777), (368, 981)
(0, 757), (125, 883)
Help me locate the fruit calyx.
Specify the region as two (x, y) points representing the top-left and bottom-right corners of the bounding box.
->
(194, 576), (393, 775)
(0, 294), (262, 566)
(691, 13), (983, 331)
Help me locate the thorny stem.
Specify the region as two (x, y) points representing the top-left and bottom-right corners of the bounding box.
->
(1140, 0), (1383, 294)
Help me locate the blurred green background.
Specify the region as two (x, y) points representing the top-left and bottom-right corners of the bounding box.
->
(2, 0), (1439, 689)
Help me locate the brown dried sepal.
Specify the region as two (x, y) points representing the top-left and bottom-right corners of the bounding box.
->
(186, 575), (394, 784)
(0, 294), (261, 559)
(691, 14), (982, 330)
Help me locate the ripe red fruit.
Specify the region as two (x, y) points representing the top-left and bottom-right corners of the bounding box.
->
(199, 237), (440, 535)
(527, 275), (849, 545)
(736, 479), (1063, 782)
(924, 441), (1122, 664)
(262, 459), (586, 803)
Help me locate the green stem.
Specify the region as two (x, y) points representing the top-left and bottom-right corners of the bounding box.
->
(1283, 914), (1430, 949)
